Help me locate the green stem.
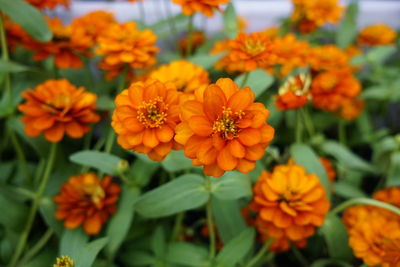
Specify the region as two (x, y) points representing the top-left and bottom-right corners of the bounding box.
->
(243, 239), (273, 267)
(291, 246), (308, 267)
(295, 110), (303, 143)
(19, 229), (54, 265)
(33, 158), (46, 187)
(329, 198), (400, 216)
(206, 196), (216, 260)
(186, 15), (194, 57)
(8, 143), (57, 267)
(171, 212), (185, 241)
(300, 108), (315, 138)
(338, 119), (346, 145)
(240, 72), (250, 88)
(0, 13), (11, 96)
(9, 130), (31, 185)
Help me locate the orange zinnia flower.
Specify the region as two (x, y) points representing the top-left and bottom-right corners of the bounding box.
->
(175, 78), (274, 177)
(18, 79), (100, 142)
(148, 60), (210, 94)
(319, 157), (336, 183)
(5, 18), (30, 51)
(71, 11), (116, 49)
(251, 162), (330, 250)
(25, 0), (69, 9)
(358, 24), (397, 46)
(373, 187), (400, 208)
(309, 45), (350, 72)
(311, 70), (361, 113)
(112, 79), (180, 161)
(54, 173), (121, 235)
(179, 31), (206, 56)
(211, 40), (245, 74)
(23, 17), (91, 69)
(96, 22), (159, 80)
(227, 32), (274, 72)
(172, 0), (229, 17)
(340, 98), (364, 121)
(275, 73), (311, 111)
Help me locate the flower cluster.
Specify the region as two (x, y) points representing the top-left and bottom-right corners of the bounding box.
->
(250, 161), (330, 252)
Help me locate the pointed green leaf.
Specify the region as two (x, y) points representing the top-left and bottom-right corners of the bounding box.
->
(69, 150), (127, 175)
(234, 69), (274, 98)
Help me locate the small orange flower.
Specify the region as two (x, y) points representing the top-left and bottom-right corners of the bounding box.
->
(373, 187), (400, 208)
(311, 70), (361, 113)
(227, 32), (273, 72)
(149, 60), (210, 94)
(96, 22), (159, 80)
(179, 31), (206, 56)
(23, 17), (91, 69)
(211, 40), (245, 74)
(309, 45), (350, 72)
(251, 162), (330, 251)
(172, 0), (229, 17)
(5, 18), (30, 51)
(275, 73), (311, 111)
(358, 24), (397, 46)
(54, 173), (121, 235)
(71, 11), (116, 48)
(319, 157), (336, 183)
(18, 79), (100, 142)
(112, 79), (180, 161)
(25, 0), (69, 9)
(175, 78), (274, 177)
(340, 98), (364, 121)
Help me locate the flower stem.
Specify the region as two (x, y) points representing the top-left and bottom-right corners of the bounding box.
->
(206, 196), (216, 260)
(240, 72), (250, 88)
(171, 212), (185, 241)
(8, 143), (57, 267)
(338, 119), (346, 145)
(244, 238), (273, 267)
(329, 197), (400, 216)
(19, 229), (54, 265)
(300, 107), (315, 138)
(0, 13), (11, 96)
(291, 246), (308, 267)
(9, 129), (31, 185)
(295, 110), (303, 143)
(186, 15), (194, 57)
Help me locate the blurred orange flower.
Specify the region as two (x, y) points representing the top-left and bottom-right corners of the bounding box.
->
(25, 0), (69, 9)
(309, 45), (350, 72)
(149, 60), (210, 94)
(275, 73), (311, 111)
(172, 0), (229, 17)
(228, 32), (273, 72)
(211, 40), (245, 73)
(179, 31), (206, 56)
(54, 173), (121, 235)
(112, 79), (180, 161)
(311, 70), (361, 113)
(23, 17), (91, 69)
(251, 162), (330, 251)
(4, 18), (30, 51)
(96, 22), (159, 80)
(340, 98), (364, 121)
(18, 79), (100, 142)
(319, 157), (336, 183)
(175, 78), (274, 177)
(357, 24), (397, 46)
(374, 187), (400, 208)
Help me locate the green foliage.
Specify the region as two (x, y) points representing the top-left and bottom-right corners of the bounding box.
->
(234, 69), (275, 98)
(166, 242), (209, 267)
(211, 171), (252, 200)
(74, 237), (109, 267)
(0, 60), (31, 73)
(223, 3), (238, 39)
(69, 150), (127, 175)
(336, 2), (358, 48)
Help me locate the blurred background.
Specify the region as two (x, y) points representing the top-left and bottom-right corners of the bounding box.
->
(55, 0), (400, 33)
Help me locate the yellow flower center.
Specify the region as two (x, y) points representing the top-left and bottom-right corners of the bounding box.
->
(54, 256), (74, 267)
(137, 97), (168, 128)
(244, 38), (267, 56)
(212, 107), (243, 140)
(41, 94), (73, 114)
(82, 183), (105, 206)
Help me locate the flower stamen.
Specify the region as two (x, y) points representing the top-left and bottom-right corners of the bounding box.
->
(137, 97), (168, 128)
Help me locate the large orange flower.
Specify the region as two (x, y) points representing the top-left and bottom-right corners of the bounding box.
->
(311, 70), (361, 113)
(112, 79), (180, 161)
(251, 162), (330, 251)
(309, 45), (350, 72)
(148, 60), (210, 94)
(227, 32), (274, 72)
(96, 22), (159, 80)
(172, 0), (229, 17)
(175, 78), (274, 177)
(18, 79), (100, 142)
(275, 73), (311, 111)
(54, 173), (121, 235)
(25, 0), (69, 9)
(357, 24), (397, 46)
(23, 17), (91, 69)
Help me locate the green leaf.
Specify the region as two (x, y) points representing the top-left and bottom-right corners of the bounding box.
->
(75, 237), (109, 267)
(161, 150), (194, 172)
(320, 215), (353, 261)
(189, 53), (225, 69)
(366, 45), (396, 64)
(166, 242), (209, 267)
(135, 174), (209, 218)
(152, 226), (167, 258)
(120, 251), (155, 266)
(311, 259), (353, 267)
(69, 150), (127, 175)
(333, 181), (367, 199)
(59, 228), (89, 259)
(290, 144), (330, 198)
(128, 158), (159, 187)
(39, 197), (64, 236)
(216, 228), (255, 267)
(0, 0), (52, 42)
(105, 186), (140, 259)
(223, 3), (238, 39)
(0, 193), (28, 231)
(362, 86), (391, 100)
(335, 2), (358, 48)
(212, 198), (247, 244)
(388, 151), (400, 186)
(211, 171), (252, 200)
(321, 141), (376, 173)
(0, 60), (31, 73)
(234, 69), (274, 98)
